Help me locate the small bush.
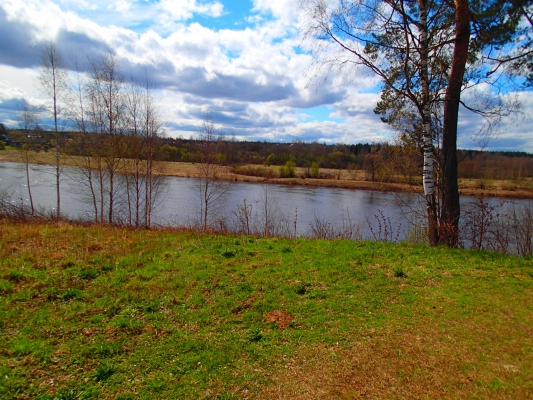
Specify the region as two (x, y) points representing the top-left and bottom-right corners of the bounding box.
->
(279, 161), (296, 178)
(310, 162), (320, 178)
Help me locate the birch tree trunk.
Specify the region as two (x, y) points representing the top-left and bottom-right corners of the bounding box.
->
(418, 0), (439, 246)
(38, 42), (67, 220)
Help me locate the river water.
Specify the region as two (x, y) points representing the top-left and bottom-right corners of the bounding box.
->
(0, 161), (529, 245)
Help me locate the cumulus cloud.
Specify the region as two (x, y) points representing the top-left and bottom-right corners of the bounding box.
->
(0, 9), (41, 68)
(0, 0), (529, 149)
(159, 0), (224, 21)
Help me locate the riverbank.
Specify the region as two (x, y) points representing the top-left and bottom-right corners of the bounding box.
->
(2, 149), (533, 199)
(1, 218), (532, 398)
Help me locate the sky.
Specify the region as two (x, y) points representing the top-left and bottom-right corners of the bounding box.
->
(0, 0), (531, 151)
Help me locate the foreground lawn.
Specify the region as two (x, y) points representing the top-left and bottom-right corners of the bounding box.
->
(0, 219), (532, 399)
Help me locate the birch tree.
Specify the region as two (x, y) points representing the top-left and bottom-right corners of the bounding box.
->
(68, 52), (165, 226)
(300, 0), (530, 246)
(38, 41), (68, 219)
(123, 76), (164, 227)
(86, 50), (126, 223)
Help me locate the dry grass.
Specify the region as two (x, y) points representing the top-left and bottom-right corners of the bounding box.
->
(2, 149), (533, 198)
(254, 319), (533, 399)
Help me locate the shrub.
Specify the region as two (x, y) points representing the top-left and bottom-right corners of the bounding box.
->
(310, 162), (320, 178)
(279, 161), (296, 178)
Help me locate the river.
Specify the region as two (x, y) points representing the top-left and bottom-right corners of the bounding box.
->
(1, 161), (530, 248)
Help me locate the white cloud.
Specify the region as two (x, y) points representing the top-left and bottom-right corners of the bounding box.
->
(155, 0), (224, 33)
(0, 66), (39, 101)
(0, 0), (529, 149)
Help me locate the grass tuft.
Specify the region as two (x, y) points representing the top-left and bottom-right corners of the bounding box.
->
(248, 328), (263, 343)
(7, 269), (26, 282)
(53, 389), (79, 400)
(78, 269), (99, 280)
(92, 363), (116, 382)
(281, 245), (292, 253)
(294, 283), (307, 295)
(221, 248), (237, 258)
(393, 266), (407, 278)
(61, 288), (82, 301)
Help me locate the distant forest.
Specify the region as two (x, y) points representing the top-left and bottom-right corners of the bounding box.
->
(3, 125), (533, 182)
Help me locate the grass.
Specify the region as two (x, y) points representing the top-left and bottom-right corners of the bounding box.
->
(0, 218), (532, 399)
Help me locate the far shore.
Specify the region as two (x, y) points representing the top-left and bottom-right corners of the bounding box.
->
(1, 149), (533, 199)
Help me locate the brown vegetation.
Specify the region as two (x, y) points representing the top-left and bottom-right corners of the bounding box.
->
(2, 148), (533, 199)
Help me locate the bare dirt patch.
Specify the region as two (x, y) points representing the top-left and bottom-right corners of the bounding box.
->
(265, 310), (294, 330)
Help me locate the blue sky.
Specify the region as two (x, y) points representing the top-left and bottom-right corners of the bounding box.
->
(0, 0), (531, 151)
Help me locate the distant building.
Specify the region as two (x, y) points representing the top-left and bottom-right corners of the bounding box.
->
(0, 133), (12, 146)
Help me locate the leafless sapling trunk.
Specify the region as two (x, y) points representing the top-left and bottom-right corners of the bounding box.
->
(38, 41), (68, 219)
(67, 59), (93, 221)
(15, 100), (42, 215)
(195, 116), (230, 230)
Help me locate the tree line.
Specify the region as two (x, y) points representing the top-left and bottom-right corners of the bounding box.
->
(4, 125), (533, 182)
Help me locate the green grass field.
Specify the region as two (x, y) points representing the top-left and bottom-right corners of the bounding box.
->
(1, 218), (532, 399)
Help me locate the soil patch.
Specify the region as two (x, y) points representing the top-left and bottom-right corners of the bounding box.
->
(265, 310), (294, 330)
